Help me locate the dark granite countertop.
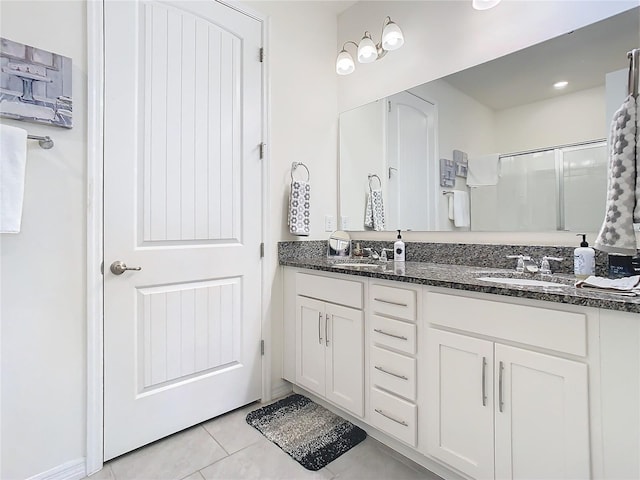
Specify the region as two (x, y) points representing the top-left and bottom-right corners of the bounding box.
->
(280, 257), (640, 314)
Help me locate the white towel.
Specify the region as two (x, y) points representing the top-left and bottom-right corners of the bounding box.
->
(288, 179), (310, 236)
(453, 190), (470, 227)
(364, 188), (385, 231)
(595, 94), (637, 255)
(0, 124), (28, 233)
(576, 275), (640, 296)
(466, 154), (500, 186)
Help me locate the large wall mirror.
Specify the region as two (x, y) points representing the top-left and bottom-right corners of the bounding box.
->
(339, 8), (639, 233)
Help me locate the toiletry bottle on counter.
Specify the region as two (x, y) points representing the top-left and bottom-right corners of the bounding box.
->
(574, 234), (595, 280)
(394, 230), (405, 262)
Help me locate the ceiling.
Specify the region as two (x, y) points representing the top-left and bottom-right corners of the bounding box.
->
(442, 7), (640, 111)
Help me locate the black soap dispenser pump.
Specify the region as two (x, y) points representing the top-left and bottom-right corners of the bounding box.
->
(394, 230), (405, 262)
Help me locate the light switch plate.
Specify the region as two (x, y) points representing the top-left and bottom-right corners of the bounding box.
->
(340, 216), (349, 230)
(325, 214), (335, 232)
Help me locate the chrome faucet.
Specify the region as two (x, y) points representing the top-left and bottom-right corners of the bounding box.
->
(540, 256), (563, 275)
(363, 248), (380, 260)
(506, 255), (539, 274)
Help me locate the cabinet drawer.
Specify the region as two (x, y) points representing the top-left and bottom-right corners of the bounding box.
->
(297, 273), (363, 309)
(372, 315), (417, 355)
(370, 284), (416, 321)
(371, 387), (417, 447)
(371, 346), (416, 401)
(425, 292), (587, 357)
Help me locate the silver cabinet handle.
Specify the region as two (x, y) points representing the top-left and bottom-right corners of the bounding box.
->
(325, 313), (330, 346)
(110, 261), (142, 275)
(498, 361), (504, 413)
(373, 328), (408, 341)
(374, 365), (408, 380)
(373, 297), (408, 307)
(481, 357), (487, 407)
(318, 312), (322, 345)
(374, 408), (409, 426)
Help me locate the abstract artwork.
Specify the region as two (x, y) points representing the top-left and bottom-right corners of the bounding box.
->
(0, 37), (72, 128)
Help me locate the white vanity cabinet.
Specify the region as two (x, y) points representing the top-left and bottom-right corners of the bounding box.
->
(294, 272), (364, 417)
(425, 292), (590, 480)
(369, 282), (420, 447)
(282, 266), (640, 480)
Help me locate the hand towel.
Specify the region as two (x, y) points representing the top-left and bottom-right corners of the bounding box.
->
(595, 94), (637, 255)
(447, 194), (454, 220)
(0, 124), (28, 233)
(466, 154), (500, 186)
(453, 190), (470, 228)
(576, 275), (640, 296)
(364, 188), (385, 231)
(288, 179), (310, 236)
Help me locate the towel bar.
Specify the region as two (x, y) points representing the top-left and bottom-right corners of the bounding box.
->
(27, 134), (54, 149)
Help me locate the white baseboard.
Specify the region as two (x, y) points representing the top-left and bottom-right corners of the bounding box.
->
(27, 458), (86, 480)
(270, 380), (293, 401)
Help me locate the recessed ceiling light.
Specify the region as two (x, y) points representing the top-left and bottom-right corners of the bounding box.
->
(553, 81), (569, 89)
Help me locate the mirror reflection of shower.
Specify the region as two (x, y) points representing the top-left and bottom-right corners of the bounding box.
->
(470, 141), (607, 232)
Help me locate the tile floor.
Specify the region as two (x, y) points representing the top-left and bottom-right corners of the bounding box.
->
(86, 400), (443, 480)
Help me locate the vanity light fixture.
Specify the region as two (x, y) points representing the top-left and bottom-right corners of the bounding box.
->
(472, 0), (502, 10)
(336, 16), (404, 75)
(553, 80), (569, 89)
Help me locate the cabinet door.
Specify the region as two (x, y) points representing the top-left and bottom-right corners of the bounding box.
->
(426, 329), (495, 480)
(295, 296), (326, 396)
(494, 344), (590, 480)
(325, 303), (364, 417)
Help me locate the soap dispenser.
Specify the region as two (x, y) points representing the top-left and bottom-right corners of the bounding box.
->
(574, 234), (595, 280)
(394, 230), (405, 263)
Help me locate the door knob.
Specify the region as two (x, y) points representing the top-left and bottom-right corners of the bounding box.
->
(110, 261), (142, 275)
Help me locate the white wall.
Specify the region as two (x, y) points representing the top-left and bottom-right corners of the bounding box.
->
(243, 0), (341, 400)
(339, 100), (385, 230)
(0, 1), (87, 479)
(409, 79), (495, 231)
(495, 86), (606, 154)
(337, 0), (638, 245)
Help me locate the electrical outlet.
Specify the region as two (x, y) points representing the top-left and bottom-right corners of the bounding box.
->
(340, 216), (349, 230)
(325, 214), (335, 232)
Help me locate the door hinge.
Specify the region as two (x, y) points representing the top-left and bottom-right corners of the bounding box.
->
(259, 142), (266, 159)
(100, 261), (104, 275)
(260, 242), (265, 258)
(259, 47), (264, 63)
(261, 340), (265, 355)
(388, 100), (392, 113)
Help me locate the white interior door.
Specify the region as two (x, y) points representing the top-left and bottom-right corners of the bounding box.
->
(103, 0), (263, 460)
(386, 92), (437, 231)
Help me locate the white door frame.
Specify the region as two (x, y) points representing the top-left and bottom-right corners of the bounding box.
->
(85, 1), (271, 474)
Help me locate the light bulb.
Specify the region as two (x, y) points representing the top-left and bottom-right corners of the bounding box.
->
(382, 21), (404, 51)
(357, 34), (378, 64)
(472, 0), (502, 10)
(336, 50), (355, 75)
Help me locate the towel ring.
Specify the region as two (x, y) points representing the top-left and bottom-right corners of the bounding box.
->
(291, 162), (310, 182)
(368, 174), (382, 190)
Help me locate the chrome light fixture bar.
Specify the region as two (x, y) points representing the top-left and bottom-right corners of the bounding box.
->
(336, 16), (404, 76)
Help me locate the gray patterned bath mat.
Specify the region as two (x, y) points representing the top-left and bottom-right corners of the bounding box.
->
(246, 393), (367, 471)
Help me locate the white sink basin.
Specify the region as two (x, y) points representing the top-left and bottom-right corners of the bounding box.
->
(332, 263), (380, 268)
(477, 276), (562, 288)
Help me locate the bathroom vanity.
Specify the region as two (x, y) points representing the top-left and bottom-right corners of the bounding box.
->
(280, 249), (639, 480)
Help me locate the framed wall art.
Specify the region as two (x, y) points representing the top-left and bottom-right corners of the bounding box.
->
(0, 37), (72, 128)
